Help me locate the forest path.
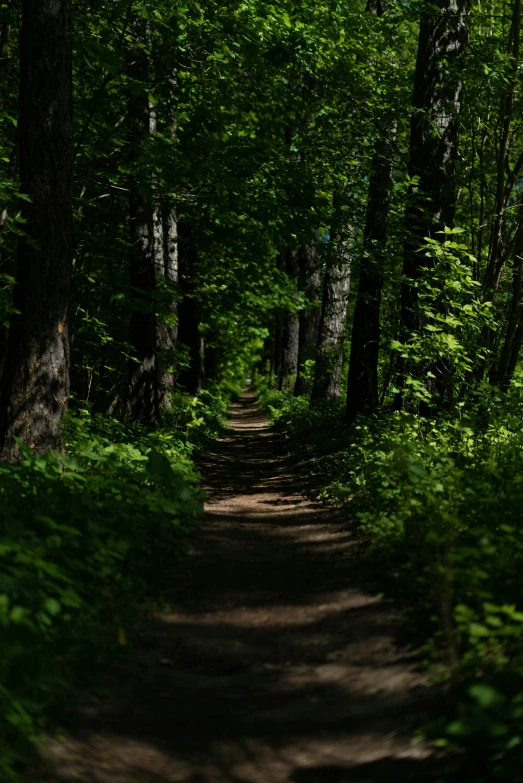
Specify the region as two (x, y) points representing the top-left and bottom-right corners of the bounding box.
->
(37, 391), (440, 783)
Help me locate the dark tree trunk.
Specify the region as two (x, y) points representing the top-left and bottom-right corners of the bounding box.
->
(177, 223), (204, 396)
(294, 243), (321, 396)
(0, 0), (73, 459)
(311, 227), (351, 401)
(346, 0), (393, 421)
(273, 315), (284, 385)
(396, 0), (469, 409)
(279, 248), (300, 392)
(505, 317), (523, 386)
(204, 344), (219, 382)
(366, 0), (387, 12)
(272, 251), (286, 385)
(127, 28), (157, 424)
(346, 134), (394, 420)
(482, 0), (521, 301)
(491, 225), (523, 387)
(0, 10), (11, 88)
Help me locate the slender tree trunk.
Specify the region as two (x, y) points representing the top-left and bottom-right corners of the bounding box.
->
(396, 0), (469, 410)
(346, 133), (393, 420)
(491, 223), (523, 387)
(279, 248), (300, 391)
(346, 0), (393, 421)
(273, 315), (284, 386)
(126, 26), (157, 424)
(294, 242), (321, 396)
(177, 222), (204, 396)
(272, 251), (286, 385)
(505, 317), (523, 385)
(476, 1), (522, 379)
(155, 202), (178, 408)
(0, 11), (9, 87)
(0, 14), (16, 236)
(311, 225), (351, 401)
(483, 0), (521, 300)
(155, 61), (178, 410)
(0, 0), (73, 459)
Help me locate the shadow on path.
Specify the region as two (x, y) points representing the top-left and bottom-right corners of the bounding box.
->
(34, 391), (443, 783)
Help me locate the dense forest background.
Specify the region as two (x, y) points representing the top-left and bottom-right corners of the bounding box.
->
(3, 0), (523, 779)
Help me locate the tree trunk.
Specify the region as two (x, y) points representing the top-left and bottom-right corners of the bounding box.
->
(0, 14), (9, 83)
(396, 0), (469, 409)
(279, 248), (300, 392)
(482, 0), (521, 300)
(177, 223), (204, 396)
(366, 0), (387, 12)
(346, 133), (393, 421)
(491, 223), (523, 387)
(294, 242), (321, 396)
(272, 251), (286, 385)
(346, 0), (392, 421)
(154, 58), (178, 411)
(155, 202), (178, 409)
(311, 226), (351, 401)
(126, 26), (157, 424)
(0, 0), (73, 459)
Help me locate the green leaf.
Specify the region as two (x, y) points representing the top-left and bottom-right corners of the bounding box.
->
(469, 684), (504, 709)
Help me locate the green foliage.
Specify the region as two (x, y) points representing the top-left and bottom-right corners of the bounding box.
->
(393, 231), (497, 409)
(0, 406), (210, 779)
(265, 378), (523, 778)
(4, 0), (523, 780)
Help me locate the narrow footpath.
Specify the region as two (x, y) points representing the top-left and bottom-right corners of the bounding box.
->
(37, 392), (440, 783)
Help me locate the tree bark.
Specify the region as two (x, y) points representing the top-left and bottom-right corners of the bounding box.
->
(346, 133), (393, 420)
(126, 25), (157, 424)
(482, 0), (521, 300)
(154, 60), (178, 411)
(312, 226), (351, 401)
(396, 0), (469, 409)
(279, 248), (300, 392)
(491, 222), (523, 387)
(0, 9), (10, 87)
(155, 202), (178, 408)
(0, 0), (73, 459)
(272, 251), (286, 385)
(346, 0), (392, 421)
(177, 222), (204, 396)
(366, 0), (387, 13)
(294, 242), (321, 396)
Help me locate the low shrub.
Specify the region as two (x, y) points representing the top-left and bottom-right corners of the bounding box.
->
(263, 386), (523, 779)
(0, 393), (222, 780)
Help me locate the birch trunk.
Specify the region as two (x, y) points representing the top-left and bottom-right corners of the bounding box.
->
(396, 0), (469, 409)
(295, 243), (321, 396)
(312, 226), (351, 401)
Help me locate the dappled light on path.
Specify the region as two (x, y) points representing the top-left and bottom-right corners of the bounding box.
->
(35, 392), (439, 783)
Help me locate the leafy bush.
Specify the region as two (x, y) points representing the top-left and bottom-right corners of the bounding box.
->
(0, 408), (207, 780)
(264, 386), (523, 779)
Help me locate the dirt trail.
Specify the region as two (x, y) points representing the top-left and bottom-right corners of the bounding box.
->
(37, 392), (440, 783)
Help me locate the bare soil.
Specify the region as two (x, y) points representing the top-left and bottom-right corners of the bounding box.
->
(34, 391), (444, 783)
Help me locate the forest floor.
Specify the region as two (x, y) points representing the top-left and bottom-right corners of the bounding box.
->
(34, 391), (446, 783)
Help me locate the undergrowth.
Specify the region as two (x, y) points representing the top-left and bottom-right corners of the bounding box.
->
(0, 384), (230, 781)
(257, 380), (523, 782)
